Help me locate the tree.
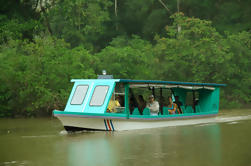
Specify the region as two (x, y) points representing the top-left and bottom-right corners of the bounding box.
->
(0, 0), (42, 44)
(96, 35), (154, 79)
(0, 37), (96, 117)
(47, 0), (112, 50)
(154, 13), (251, 107)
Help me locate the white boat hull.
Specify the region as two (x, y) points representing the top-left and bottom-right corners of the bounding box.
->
(56, 115), (217, 131)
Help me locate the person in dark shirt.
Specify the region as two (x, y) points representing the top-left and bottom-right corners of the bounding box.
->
(137, 95), (146, 115)
(129, 96), (138, 114)
(174, 96), (183, 114)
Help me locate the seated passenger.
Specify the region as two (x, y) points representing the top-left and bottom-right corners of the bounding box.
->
(174, 96), (183, 114)
(107, 94), (121, 113)
(137, 95), (146, 115)
(194, 98), (199, 105)
(167, 96), (178, 114)
(146, 95), (159, 116)
(118, 95), (125, 107)
(129, 96), (138, 114)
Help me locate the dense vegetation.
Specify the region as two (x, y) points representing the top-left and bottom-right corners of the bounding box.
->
(0, 0), (250, 117)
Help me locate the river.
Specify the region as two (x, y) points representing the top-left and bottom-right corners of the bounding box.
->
(0, 109), (251, 166)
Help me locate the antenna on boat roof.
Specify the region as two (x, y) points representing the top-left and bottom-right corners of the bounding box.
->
(97, 70), (113, 79)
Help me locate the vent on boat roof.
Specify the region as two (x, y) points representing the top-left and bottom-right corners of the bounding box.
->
(97, 70), (113, 79)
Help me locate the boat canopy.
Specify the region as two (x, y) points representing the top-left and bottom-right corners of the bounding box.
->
(118, 79), (226, 87)
(65, 79), (225, 115)
(71, 79), (226, 87)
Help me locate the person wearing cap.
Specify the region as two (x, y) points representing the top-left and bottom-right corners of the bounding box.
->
(137, 95), (146, 115)
(146, 95), (159, 115)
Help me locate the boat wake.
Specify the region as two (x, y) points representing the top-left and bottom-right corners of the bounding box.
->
(0, 160), (29, 166)
(215, 115), (251, 122)
(59, 130), (68, 135)
(190, 114), (251, 127)
(59, 129), (101, 135)
(21, 135), (57, 138)
(227, 121), (239, 125)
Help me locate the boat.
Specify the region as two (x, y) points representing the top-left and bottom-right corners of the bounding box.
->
(53, 74), (226, 132)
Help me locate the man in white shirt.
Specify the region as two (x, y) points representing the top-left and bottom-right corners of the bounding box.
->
(146, 95), (159, 115)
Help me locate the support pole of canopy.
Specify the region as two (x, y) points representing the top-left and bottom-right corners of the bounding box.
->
(170, 88), (175, 97)
(160, 88), (163, 115)
(193, 90), (196, 113)
(152, 87), (155, 98)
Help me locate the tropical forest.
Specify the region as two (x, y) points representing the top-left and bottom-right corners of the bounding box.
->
(0, 0), (250, 117)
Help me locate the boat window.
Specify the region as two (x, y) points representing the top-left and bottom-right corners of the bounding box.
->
(71, 85), (89, 105)
(90, 85), (109, 106)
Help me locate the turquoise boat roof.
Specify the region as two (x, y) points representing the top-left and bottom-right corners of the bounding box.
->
(71, 79), (226, 87)
(119, 79), (226, 87)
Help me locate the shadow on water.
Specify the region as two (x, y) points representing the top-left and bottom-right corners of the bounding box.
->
(0, 109), (251, 166)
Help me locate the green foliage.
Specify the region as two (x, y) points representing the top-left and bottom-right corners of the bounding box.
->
(0, 37), (96, 117)
(153, 13), (251, 107)
(180, 0), (251, 32)
(0, 1), (251, 117)
(48, 0), (112, 49)
(0, 0), (42, 44)
(96, 35), (154, 79)
(0, 16), (41, 43)
(117, 0), (175, 40)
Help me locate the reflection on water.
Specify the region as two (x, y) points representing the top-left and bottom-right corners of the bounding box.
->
(0, 109), (251, 166)
(67, 133), (118, 166)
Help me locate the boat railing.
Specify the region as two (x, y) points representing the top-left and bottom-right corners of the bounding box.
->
(114, 92), (125, 95)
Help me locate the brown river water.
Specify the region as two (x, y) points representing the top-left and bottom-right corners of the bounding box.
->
(0, 109), (251, 166)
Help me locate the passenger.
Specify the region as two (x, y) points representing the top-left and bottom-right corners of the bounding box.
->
(137, 95), (146, 115)
(146, 95), (159, 116)
(115, 95), (122, 106)
(193, 98), (199, 113)
(174, 96), (183, 114)
(167, 96), (178, 114)
(107, 94), (121, 113)
(118, 95), (125, 107)
(129, 96), (138, 114)
(194, 98), (199, 105)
